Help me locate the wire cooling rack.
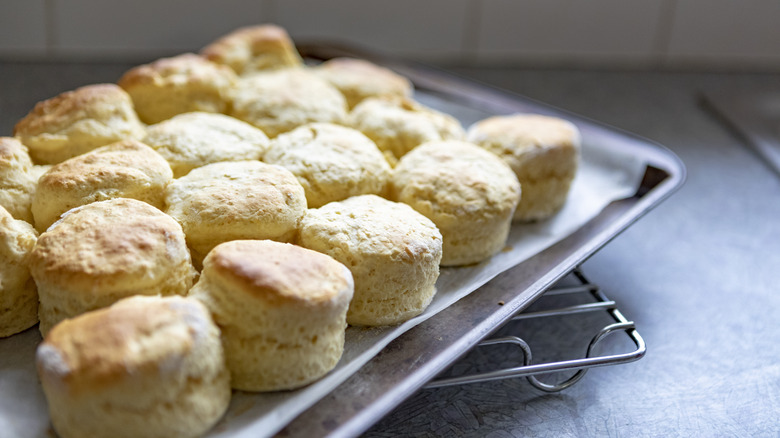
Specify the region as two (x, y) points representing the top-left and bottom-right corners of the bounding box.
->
(425, 268), (645, 392)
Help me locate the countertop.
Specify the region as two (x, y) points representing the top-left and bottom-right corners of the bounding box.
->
(1, 62), (779, 437)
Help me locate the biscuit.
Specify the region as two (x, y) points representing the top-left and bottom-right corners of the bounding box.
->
(164, 161), (307, 267)
(32, 140), (173, 232)
(189, 240), (353, 391)
(118, 53), (238, 125)
(143, 112), (270, 177)
(349, 96), (465, 164)
(229, 68), (348, 138)
(312, 57), (413, 109)
(263, 123), (391, 208)
(298, 195), (442, 326)
(201, 24), (303, 75)
(467, 114), (581, 221)
(390, 141), (521, 266)
(36, 295), (230, 438)
(30, 198), (197, 336)
(13, 84), (146, 164)
(30, 164), (52, 182)
(0, 206), (38, 338)
(0, 137), (37, 223)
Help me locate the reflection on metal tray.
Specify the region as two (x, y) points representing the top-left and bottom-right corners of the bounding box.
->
(274, 44), (685, 438)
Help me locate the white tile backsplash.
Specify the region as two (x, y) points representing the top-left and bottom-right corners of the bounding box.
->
(1, 0), (780, 69)
(667, 0), (780, 65)
(50, 0), (268, 58)
(0, 0), (47, 56)
(475, 0), (667, 63)
(273, 0), (470, 60)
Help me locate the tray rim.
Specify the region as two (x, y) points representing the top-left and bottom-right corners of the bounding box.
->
(275, 43), (686, 438)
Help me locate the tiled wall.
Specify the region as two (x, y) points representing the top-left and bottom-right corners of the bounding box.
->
(2, 0), (780, 69)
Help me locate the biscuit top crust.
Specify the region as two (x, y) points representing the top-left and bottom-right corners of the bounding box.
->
(205, 240), (353, 307)
(263, 123), (390, 207)
(201, 24), (303, 75)
(391, 141), (521, 223)
(313, 57), (413, 108)
(349, 97), (465, 160)
(13, 84), (141, 140)
(37, 140), (172, 194)
(117, 53), (237, 91)
(164, 161), (306, 235)
(229, 68), (348, 138)
(301, 194), (442, 260)
(143, 112), (270, 177)
(30, 198), (190, 289)
(36, 296), (211, 395)
(467, 114), (581, 177)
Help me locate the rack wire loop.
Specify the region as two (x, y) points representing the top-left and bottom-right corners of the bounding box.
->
(424, 269), (646, 392)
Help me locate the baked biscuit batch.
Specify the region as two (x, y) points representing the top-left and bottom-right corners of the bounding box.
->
(0, 23), (582, 437)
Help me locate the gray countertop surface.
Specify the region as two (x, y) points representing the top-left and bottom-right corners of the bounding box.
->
(1, 62), (779, 437)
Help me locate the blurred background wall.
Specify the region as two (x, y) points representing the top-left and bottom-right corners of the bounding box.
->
(1, 0), (779, 70)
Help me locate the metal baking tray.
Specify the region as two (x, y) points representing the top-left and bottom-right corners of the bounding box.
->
(273, 43), (686, 437)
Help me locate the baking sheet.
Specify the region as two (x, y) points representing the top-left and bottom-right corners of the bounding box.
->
(0, 112), (645, 438)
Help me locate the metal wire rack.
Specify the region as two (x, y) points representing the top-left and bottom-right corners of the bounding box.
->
(424, 268), (646, 392)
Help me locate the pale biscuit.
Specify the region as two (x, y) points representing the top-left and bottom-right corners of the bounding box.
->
(189, 240), (353, 391)
(201, 24), (303, 75)
(0, 137), (37, 223)
(143, 112), (270, 177)
(467, 114), (581, 221)
(30, 198), (197, 336)
(36, 295), (230, 438)
(0, 206), (38, 338)
(32, 140), (173, 232)
(390, 141), (521, 266)
(13, 84), (146, 164)
(118, 53), (238, 125)
(164, 161), (307, 267)
(30, 164), (52, 182)
(229, 68), (348, 138)
(312, 57), (413, 109)
(263, 123), (391, 208)
(349, 96), (465, 164)
(298, 195), (442, 326)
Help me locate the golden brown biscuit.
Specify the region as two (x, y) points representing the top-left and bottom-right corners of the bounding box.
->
(30, 198), (197, 336)
(349, 96), (465, 164)
(298, 195), (442, 326)
(390, 141), (521, 266)
(0, 206), (38, 338)
(118, 53), (238, 125)
(36, 295), (231, 438)
(229, 68), (348, 138)
(312, 57), (413, 109)
(263, 123), (391, 208)
(32, 140), (173, 232)
(143, 112), (270, 177)
(13, 84), (146, 164)
(164, 161), (307, 267)
(189, 240), (353, 391)
(467, 114), (581, 221)
(201, 24), (303, 75)
(0, 137), (37, 223)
